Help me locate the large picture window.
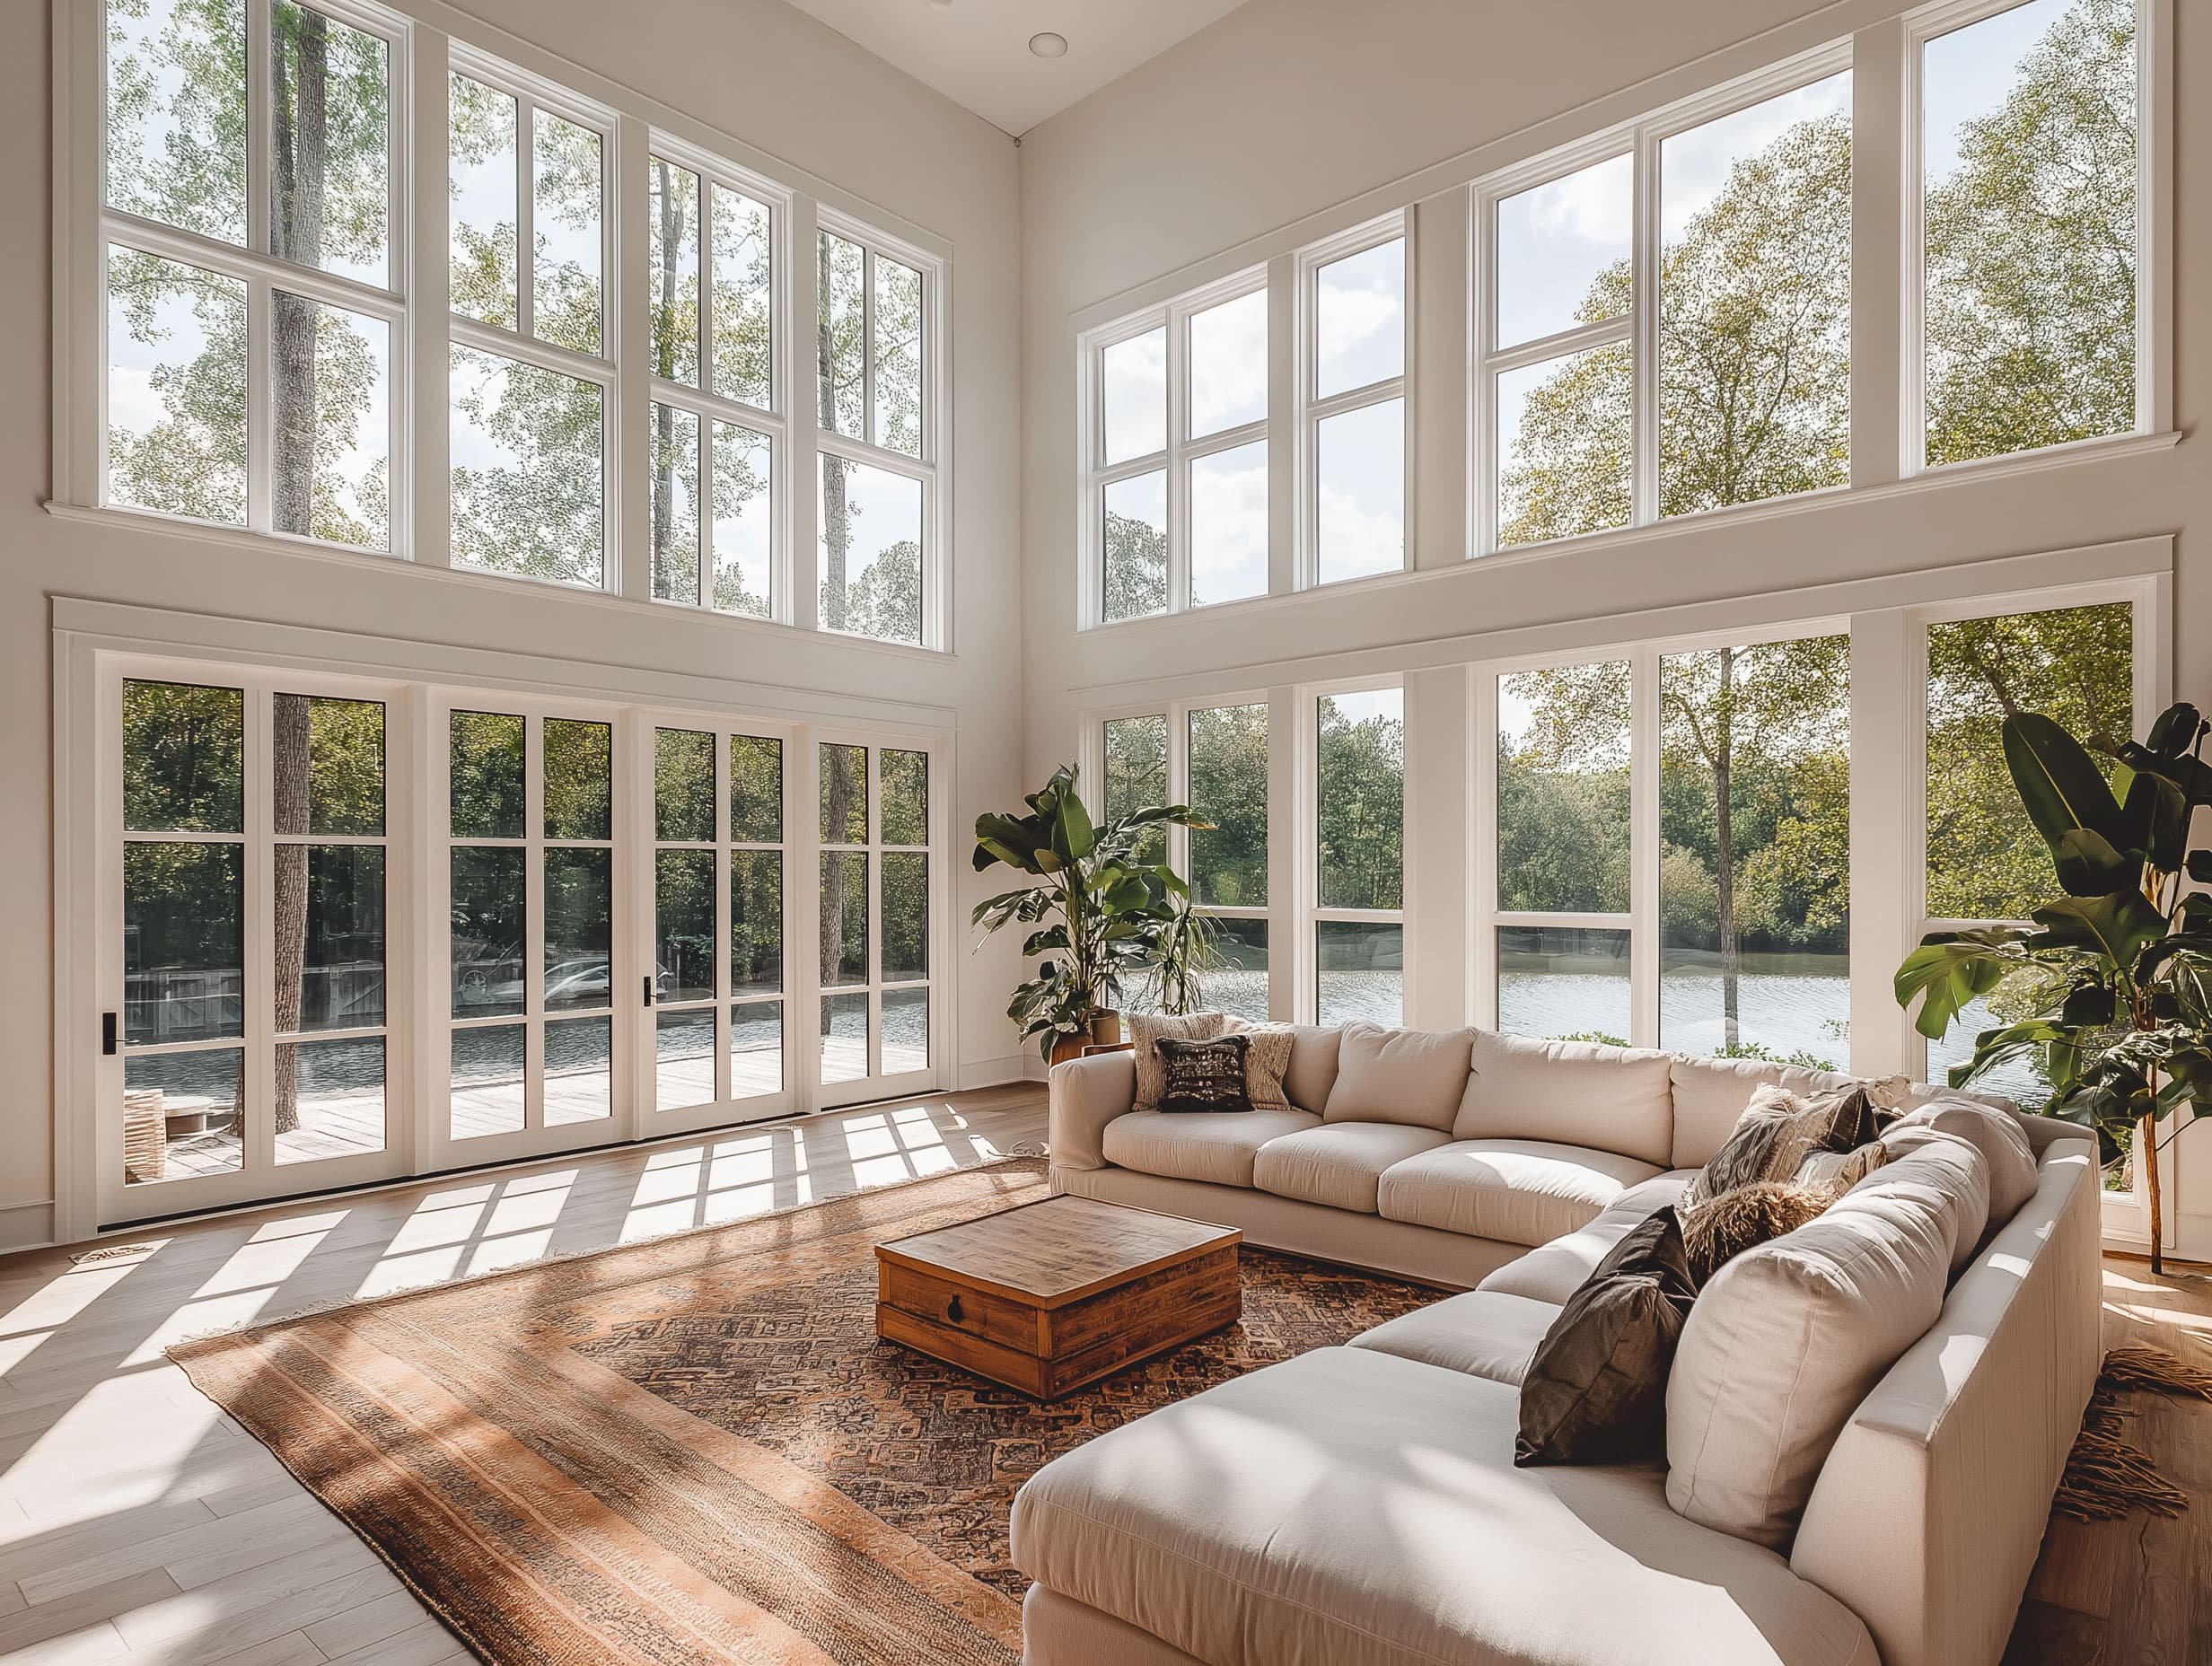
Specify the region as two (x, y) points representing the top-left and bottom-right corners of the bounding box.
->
(1313, 687), (1404, 1024)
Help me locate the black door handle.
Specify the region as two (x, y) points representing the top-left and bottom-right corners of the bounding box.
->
(102, 1013), (118, 1057)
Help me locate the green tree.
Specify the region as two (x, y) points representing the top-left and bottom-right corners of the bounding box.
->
(1318, 700), (1404, 910)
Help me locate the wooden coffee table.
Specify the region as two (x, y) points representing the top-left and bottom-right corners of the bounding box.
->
(874, 1195), (1242, 1399)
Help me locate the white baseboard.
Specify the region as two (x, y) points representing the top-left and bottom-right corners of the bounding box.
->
(0, 1200), (57, 1254)
(957, 1054), (1030, 1090)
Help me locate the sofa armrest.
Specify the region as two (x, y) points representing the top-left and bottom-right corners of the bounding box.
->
(1049, 1052), (1138, 1171)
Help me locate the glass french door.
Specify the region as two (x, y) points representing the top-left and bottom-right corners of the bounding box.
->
(101, 668), (405, 1226)
(646, 720), (796, 1133)
(815, 735), (941, 1109)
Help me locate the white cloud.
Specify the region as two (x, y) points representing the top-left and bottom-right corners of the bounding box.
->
(1189, 450), (1267, 602)
(1660, 73), (1849, 240)
(1529, 153), (1633, 243)
(1317, 482), (1401, 583)
(1316, 287), (1400, 368)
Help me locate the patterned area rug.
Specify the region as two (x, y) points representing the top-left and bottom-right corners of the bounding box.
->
(171, 1158), (1436, 1666)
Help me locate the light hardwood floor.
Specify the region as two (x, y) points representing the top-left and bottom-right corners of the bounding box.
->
(3, 1084), (2207, 1666)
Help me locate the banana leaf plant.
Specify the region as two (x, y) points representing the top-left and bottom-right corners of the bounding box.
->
(972, 764), (1221, 1063)
(1897, 701), (2212, 1273)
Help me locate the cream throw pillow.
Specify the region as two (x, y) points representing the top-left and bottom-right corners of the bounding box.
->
(1321, 1023), (1474, 1131)
(1888, 1099), (2037, 1227)
(1221, 1018), (1296, 1114)
(1129, 1013), (1226, 1115)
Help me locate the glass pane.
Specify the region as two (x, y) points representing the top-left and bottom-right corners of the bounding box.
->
(1316, 238), (1405, 399)
(544, 848), (611, 1012)
(1102, 326), (1166, 464)
(274, 1036), (384, 1164)
(656, 1010), (716, 1111)
(817, 232), (865, 437)
(1499, 925), (1630, 1045)
(883, 988), (928, 1075)
(1659, 636), (1850, 1068)
(125, 681), (243, 833)
(269, 4), (390, 286)
(106, 0), (246, 242)
(882, 852), (927, 981)
(881, 749), (927, 846)
(873, 254), (924, 456)
(451, 1022), (524, 1137)
(124, 1049), (242, 1182)
(731, 851), (783, 995)
(1189, 704), (1268, 906)
(730, 734), (783, 842)
(126, 843), (242, 1044)
(731, 1000), (782, 1098)
(711, 421), (773, 618)
(1318, 922), (1401, 1027)
(1497, 346), (1631, 548)
(450, 711), (524, 838)
(1659, 73), (1852, 516)
(1927, 604), (2131, 921)
(270, 696), (384, 837)
(821, 992), (868, 1085)
(449, 345), (604, 587)
(820, 852), (868, 986)
(1496, 155), (1631, 348)
(819, 457), (923, 645)
(647, 156), (699, 386)
(448, 73), (518, 329)
(1317, 689), (1403, 909)
(1102, 469), (1168, 622)
(547, 1015), (613, 1124)
(1208, 918), (1270, 1023)
(712, 184), (773, 409)
(1189, 289), (1267, 438)
(1102, 714), (1168, 864)
(544, 718), (611, 840)
(275, 845), (384, 1032)
(1498, 663), (1630, 911)
(819, 744), (867, 844)
(1316, 399), (1403, 585)
(1189, 442), (1268, 608)
(650, 402), (701, 604)
(654, 728), (715, 841)
(450, 846), (525, 1018)
(655, 849), (716, 1003)
(269, 294), (390, 549)
(1924, 0), (2136, 466)
(106, 248), (248, 525)
(532, 108), (602, 355)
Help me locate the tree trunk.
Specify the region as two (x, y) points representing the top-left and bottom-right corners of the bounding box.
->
(2142, 1112), (2164, 1277)
(1713, 646), (1741, 1048)
(271, 697), (312, 1135)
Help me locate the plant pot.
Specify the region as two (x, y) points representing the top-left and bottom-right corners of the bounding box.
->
(1049, 1032), (1090, 1068)
(1089, 1010), (1124, 1048)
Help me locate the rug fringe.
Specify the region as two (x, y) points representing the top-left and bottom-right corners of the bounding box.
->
(2054, 1345), (2211, 1521)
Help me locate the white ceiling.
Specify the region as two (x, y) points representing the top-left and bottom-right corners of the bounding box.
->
(780, 0), (1254, 136)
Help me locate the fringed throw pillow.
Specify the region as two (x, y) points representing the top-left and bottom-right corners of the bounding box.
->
(1155, 1035), (1256, 1114)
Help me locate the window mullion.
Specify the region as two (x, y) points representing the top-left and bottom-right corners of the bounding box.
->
(515, 93), (535, 344)
(409, 25), (452, 568)
(613, 111), (652, 601)
(1266, 255), (1295, 599)
(1166, 309), (1189, 612)
(1630, 127), (1661, 528)
(861, 248), (876, 450)
(1628, 646), (1660, 1046)
(1849, 16), (1906, 491)
(247, 0), (271, 258)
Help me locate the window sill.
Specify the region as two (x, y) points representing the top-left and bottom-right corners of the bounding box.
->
(1075, 428), (2183, 636)
(40, 501), (956, 662)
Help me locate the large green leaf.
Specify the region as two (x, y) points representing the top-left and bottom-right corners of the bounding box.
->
(1052, 788), (1096, 865)
(2145, 702), (2205, 760)
(2027, 891), (2166, 969)
(2004, 712), (2126, 854)
(2120, 768), (2188, 872)
(2050, 828), (2135, 899)
(1895, 930), (2018, 1039)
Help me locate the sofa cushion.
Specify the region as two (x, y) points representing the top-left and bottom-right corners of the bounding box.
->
(1890, 1099), (2036, 1228)
(1458, 1030), (1677, 1168)
(1322, 1022), (1473, 1130)
(1860, 1125), (1990, 1276)
(1669, 1055), (1862, 1170)
(1479, 1171), (1698, 1302)
(1101, 1108), (1321, 1188)
(1666, 1148), (1966, 1549)
(1251, 1122), (1453, 1214)
(1377, 1138), (1664, 1247)
(1282, 1024), (1343, 1113)
(1348, 1289), (1561, 1386)
(1010, 1346), (1876, 1666)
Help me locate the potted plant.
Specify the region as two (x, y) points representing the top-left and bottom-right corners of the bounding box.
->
(1896, 702), (2212, 1274)
(972, 764), (1222, 1065)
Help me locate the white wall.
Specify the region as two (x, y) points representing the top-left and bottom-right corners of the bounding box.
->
(1014, 0), (2212, 1252)
(4, 0), (1026, 1249)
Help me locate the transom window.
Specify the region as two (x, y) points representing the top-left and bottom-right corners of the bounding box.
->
(1302, 226), (1409, 588)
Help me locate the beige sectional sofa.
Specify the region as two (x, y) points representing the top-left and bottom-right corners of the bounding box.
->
(1014, 1022), (2103, 1666)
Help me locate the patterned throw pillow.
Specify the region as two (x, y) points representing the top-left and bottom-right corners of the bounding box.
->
(1682, 1083), (1884, 1210)
(1222, 1019), (1296, 1113)
(1155, 1035), (1256, 1114)
(1679, 1181), (1834, 1284)
(1130, 1012), (1227, 1114)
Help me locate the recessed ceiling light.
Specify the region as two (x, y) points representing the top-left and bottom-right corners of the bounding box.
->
(1029, 31), (1068, 58)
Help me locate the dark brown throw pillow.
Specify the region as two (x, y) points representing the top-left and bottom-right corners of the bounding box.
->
(1515, 1207), (1698, 1467)
(1155, 1034), (1255, 1114)
(1679, 1181), (1832, 1284)
(1682, 1083), (1884, 1209)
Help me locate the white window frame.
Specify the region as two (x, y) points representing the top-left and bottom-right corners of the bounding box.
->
(812, 210), (947, 651)
(1077, 266), (1270, 628)
(640, 136), (792, 622)
(1296, 214), (1414, 591)
(1900, 0), (2166, 478)
(1471, 39), (1854, 557)
(1304, 676), (1408, 1025)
